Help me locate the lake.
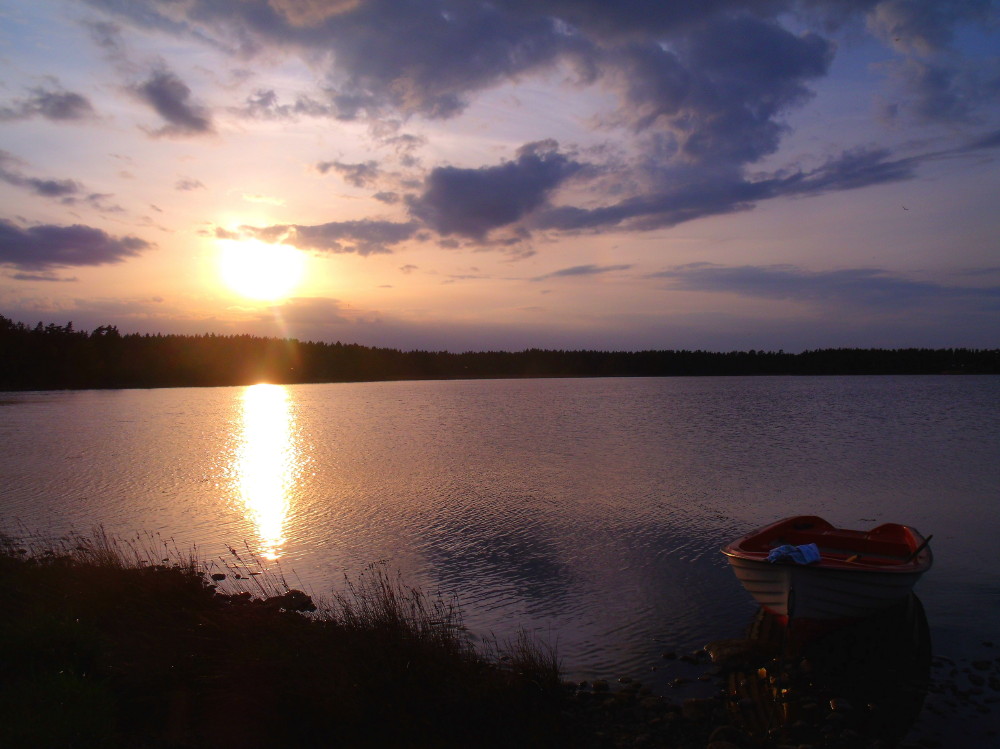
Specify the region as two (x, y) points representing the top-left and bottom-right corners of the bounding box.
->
(2, 376), (999, 743)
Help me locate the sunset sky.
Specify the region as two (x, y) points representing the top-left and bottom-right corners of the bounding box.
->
(1, 0), (998, 352)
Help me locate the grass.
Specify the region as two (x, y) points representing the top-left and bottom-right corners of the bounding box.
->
(0, 530), (585, 748)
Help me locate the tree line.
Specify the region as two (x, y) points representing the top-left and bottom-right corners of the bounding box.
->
(1, 315), (997, 390)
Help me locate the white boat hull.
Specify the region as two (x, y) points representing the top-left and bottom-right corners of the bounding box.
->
(726, 554), (926, 620)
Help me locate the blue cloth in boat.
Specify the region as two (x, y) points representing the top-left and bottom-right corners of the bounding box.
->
(767, 543), (821, 564)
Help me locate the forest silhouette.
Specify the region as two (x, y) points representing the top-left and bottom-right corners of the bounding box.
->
(1, 315), (997, 390)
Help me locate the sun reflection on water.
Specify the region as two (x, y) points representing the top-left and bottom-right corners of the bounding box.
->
(235, 383), (299, 560)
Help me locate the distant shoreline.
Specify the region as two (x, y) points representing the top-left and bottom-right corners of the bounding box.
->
(3, 315), (998, 391)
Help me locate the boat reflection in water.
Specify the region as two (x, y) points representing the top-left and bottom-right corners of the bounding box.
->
(233, 384), (301, 560)
(713, 595), (931, 747)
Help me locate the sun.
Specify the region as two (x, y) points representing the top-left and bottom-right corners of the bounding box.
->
(217, 239), (306, 301)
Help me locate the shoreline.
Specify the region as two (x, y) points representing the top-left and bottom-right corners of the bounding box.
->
(2, 532), (998, 748)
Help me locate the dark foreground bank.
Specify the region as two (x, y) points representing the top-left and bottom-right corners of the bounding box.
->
(0, 532), (731, 749)
(4, 532), (996, 748)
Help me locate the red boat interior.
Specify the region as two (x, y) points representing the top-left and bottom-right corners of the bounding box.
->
(733, 516), (923, 566)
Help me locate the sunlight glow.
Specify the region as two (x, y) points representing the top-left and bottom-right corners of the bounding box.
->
(235, 383), (299, 560)
(218, 239), (306, 301)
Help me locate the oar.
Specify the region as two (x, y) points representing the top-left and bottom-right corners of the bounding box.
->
(905, 534), (933, 563)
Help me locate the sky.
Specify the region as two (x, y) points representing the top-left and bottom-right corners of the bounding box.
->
(0, 0), (998, 353)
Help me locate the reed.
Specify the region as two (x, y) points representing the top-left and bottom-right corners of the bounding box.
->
(0, 529), (571, 748)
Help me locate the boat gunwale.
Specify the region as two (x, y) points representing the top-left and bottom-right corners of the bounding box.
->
(721, 515), (932, 574)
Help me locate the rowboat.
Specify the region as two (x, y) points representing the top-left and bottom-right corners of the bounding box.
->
(722, 516), (932, 623)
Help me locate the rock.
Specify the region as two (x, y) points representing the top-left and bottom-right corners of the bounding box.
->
(592, 679), (610, 692)
(210, 573), (226, 581)
(829, 697), (853, 713)
(680, 697), (713, 721)
(263, 589), (316, 612)
(708, 724), (749, 746)
(639, 696), (663, 712)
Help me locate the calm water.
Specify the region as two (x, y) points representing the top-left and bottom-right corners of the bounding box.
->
(2, 377), (999, 720)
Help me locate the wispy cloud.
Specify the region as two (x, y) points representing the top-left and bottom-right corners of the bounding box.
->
(650, 264), (1000, 309)
(534, 264), (632, 281)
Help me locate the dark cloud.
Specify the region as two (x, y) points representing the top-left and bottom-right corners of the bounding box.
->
(534, 146), (918, 233)
(234, 88), (349, 119)
(649, 263), (1000, 308)
(175, 178), (205, 191)
(961, 128), (1000, 151)
(243, 219), (419, 255)
(316, 160), (380, 187)
(604, 15), (834, 165)
(408, 140), (583, 238)
(373, 191), (400, 204)
(533, 264), (632, 281)
(78, 0), (998, 247)
(867, 0), (999, 125)
(775, 147), (918, 195)
(881, 57), (1000, 125)
(131, 69), (214, 136)
(0, 150), (82, 198)
(867, 0), (993, 55)
(0, 219), (152, 270)
(0, 87), (95, 122)
(91, 0), (571, 119)
(80, 0), (993, 139)
(8, 271), (78, 282)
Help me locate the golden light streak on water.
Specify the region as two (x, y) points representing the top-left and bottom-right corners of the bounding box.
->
(235, 383), (298, 559)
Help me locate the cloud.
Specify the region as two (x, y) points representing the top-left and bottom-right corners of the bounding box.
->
(867, 0), (999, 126)
(175, 177), (205, 191)
(7, 271), (78, 282)
(866, 0), (992, 56)
(242, 193), (284, 205)
(131, 69), (214, 136)
(243, 219), (419, 255)
(0, 86), (95, 122)
(315, 160), (380, 187)
(534, 145), (919, 233)
(408, 140), (583, 238)
(77, 0), (999, 250)
(533, 264), (632, 281)
(961, 128), (1000, 151)
(233, 88), (345, 120)
(649, 263), (1000, 309)
(602, 15), (834, 165)
(0, 219), (152, 270)
(0, 150), (82, 198)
